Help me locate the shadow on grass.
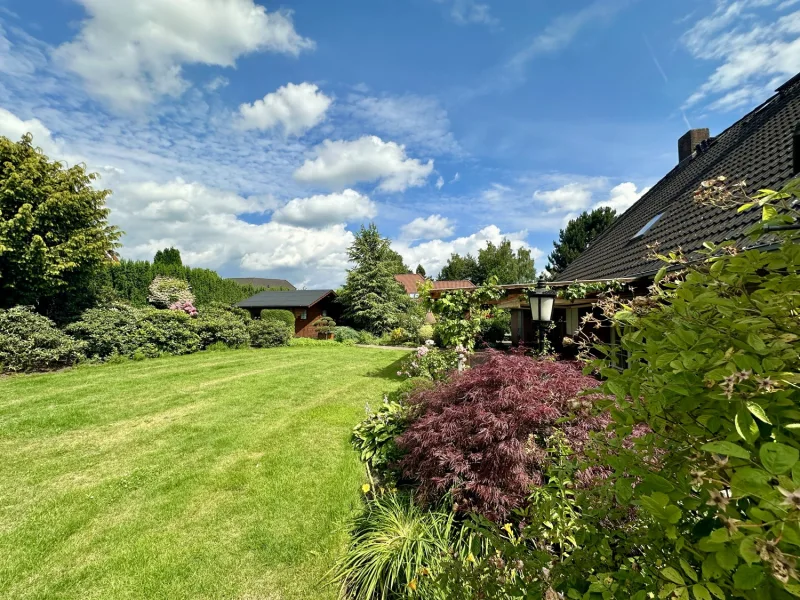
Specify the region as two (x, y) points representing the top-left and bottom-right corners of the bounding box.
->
(365, 355), (408, 381)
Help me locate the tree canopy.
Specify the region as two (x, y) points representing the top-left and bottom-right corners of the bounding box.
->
(438, 239), (535, 285)
(338, 223), (412, 334)
(546, 207), (616, 276)
(415, 264), (426, 277)
(153, 247), (182, 267)
(0, 134), (121, 320)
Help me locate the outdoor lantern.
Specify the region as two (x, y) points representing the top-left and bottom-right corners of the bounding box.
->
(527, 277), (556, 323)
(527, 277), (557, 353)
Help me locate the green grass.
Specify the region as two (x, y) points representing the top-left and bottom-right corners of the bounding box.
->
(0, 346), (409, 600)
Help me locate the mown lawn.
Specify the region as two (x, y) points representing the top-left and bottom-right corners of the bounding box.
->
(0, 346), (409, 600)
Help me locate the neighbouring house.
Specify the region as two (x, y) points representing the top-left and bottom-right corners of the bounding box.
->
(501, 72), (800, 349)
(394, 274), (476, 298)
(236, 290), (338, 338)
(227, 277), (296, 290)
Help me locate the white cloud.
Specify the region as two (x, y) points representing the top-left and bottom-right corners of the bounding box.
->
(271, 189), (376, 228)
(346, 93), (462, 155)
(107, 177), (353, 287)
(533, 179), (647, 215)
(53, 0), (314, 111)
(482, 183), (513, 203)
(400, 214), (455, 241)
(436, 176), (444, 189)
(0, 107), (63, 157)
(395, 225), (541, 278)
(294, 135), (434, 192)
(682, 1), (800, 110)
(434, 0), (498, 26)
(237, 82), (332, 136)
(451, 172), (460, 183)
(593, 182), (650, 213)
(205, 76), (229, 92)
(533, 181), (597, 213)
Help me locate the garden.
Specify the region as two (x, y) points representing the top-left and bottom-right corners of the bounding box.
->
(2, 133), (800, 600)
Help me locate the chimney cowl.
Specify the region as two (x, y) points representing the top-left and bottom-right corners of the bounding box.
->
(678, 128), (710, 163)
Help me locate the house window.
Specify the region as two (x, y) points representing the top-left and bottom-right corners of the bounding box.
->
(300, 310), (307, 320)
(632, 213), (663, 239)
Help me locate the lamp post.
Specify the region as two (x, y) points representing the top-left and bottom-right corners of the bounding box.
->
(527, 276), (556, 354)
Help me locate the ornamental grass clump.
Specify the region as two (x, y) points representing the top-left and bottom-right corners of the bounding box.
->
(397, 350), (608, 520)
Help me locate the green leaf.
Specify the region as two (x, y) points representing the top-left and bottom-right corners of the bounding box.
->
(760, 442), (799, 474)
(661, 566), (685, 585)
(746, 401), (771, 424)
(762, 204), (778, 221)
(715, 546), (738, 571)
(736, 408), (760, 445)
(692, 584), (711, 600)
(730, 468), (772, 498)
(733, 564), (763, 590)
(701, 441), (751, 459)
(705, 582), (724, 599)
(739, 536), (760, 563)
(746, 332), (767, 353)
(680, 559), (698, 582)
(737, 202), (755, 212)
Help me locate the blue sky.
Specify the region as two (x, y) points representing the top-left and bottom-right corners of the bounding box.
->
(1, 0), (799, 287)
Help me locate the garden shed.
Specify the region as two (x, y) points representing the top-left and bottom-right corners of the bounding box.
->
(236, 290), (338, 338)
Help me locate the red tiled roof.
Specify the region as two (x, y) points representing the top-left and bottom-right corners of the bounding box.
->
(431, 280), (475, 290)
(394, 273), (425, 294)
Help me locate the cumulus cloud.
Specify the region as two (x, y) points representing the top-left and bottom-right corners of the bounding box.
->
(205, 76), (229, 92)
(54, 0), (314, 111)
(294, 135), (434, 192)
(682, 1), (800, 110)
(271, 189), (376, 227)
(482, 183), (513, 203)
(436, 176), (444, 189)
(237, 82), (332, 135)
(0, 107), (67, 159)
(107, 177), (353, 286)
(394, 225), (541, 278)
(400, 214), (455, 241)
(533, 179), (647, 215)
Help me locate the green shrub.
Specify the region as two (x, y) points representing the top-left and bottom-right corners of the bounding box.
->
(248, 320), (291, 348)
(192, 309), (249, 348)
(388, 327), (409, 345)
(340, 338), (356, 347)
(398, 345), (462, 381)
(331, 493), (456, 600)
(356, 330), (379, 345)
(480, 310), (510, 346)
(65, 304), (144, 359)
(206, 301), (250, 321)
(417, 324), (434, 343)
(0, 307), (86, 372)
(137, 309), (201, 356)
(334, 326), (360, 342)
(314, 316), (337, 335)
(259, 309), (295, 330)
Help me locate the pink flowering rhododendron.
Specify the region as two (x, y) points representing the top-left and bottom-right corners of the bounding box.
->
(169, 300), (198, 317)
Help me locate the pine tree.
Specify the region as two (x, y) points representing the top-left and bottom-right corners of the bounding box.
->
(546, 207), (616, 275)
(338, 224), (411, 334)
(415, 264), (426, 277)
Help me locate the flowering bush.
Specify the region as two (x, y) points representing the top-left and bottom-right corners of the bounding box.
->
(147, 276), (195, 308)
(169, 300), (198, 317)
(396, 345), (462, 381)
(397, 351), (607, 520)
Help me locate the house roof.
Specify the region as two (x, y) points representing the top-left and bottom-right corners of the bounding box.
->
(236, 290), (333, 309)
(228, 277), (296, 290)
(394, 273), (425, 294)
(431, 280), (476, 290)
(558, 72), (800, 282)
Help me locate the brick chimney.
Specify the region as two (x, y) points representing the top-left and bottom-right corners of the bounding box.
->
(678, 128), (710, 163)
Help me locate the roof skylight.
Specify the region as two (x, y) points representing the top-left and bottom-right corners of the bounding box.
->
(632, 213), (663, 239)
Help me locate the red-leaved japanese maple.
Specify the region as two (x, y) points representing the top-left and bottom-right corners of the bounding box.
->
(396, 350), (609, 521)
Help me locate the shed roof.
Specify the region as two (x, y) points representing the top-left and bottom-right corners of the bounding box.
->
(228, 277), (296, 290)
(236, 289), (334, 309)
(558, 72), (800, 282)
